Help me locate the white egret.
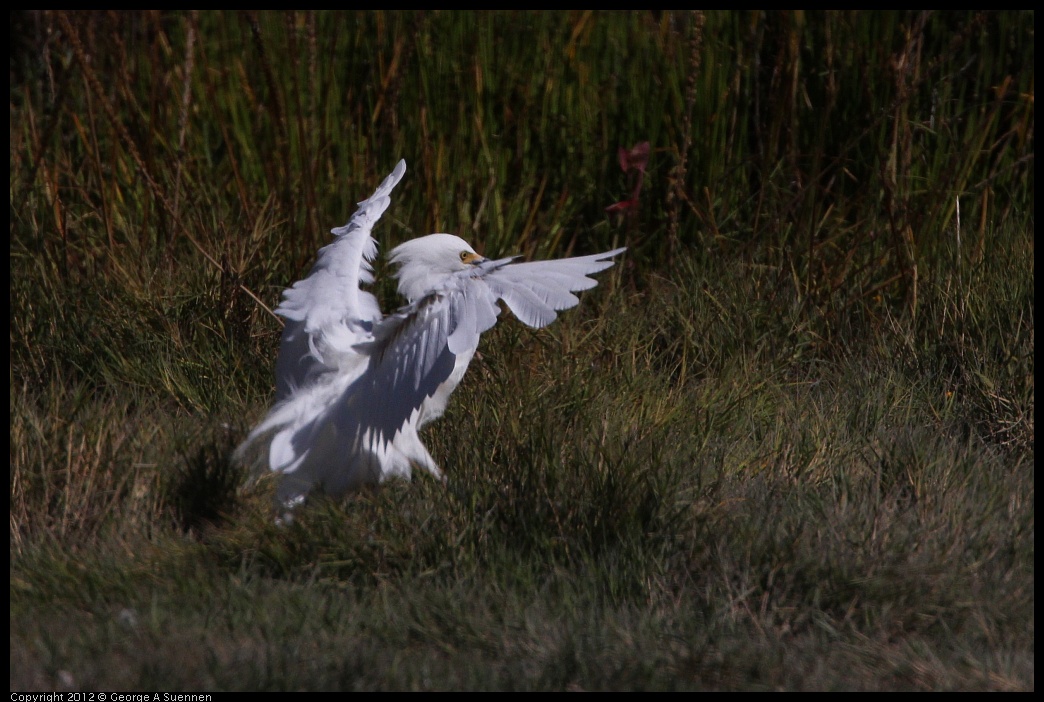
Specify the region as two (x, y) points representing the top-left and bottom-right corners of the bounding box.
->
(237, 160), (625, 507)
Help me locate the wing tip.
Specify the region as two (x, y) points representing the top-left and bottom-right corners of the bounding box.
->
(383, 159), (407, 190)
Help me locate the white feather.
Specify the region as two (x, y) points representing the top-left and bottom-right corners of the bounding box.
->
(236, 160), (625, 508)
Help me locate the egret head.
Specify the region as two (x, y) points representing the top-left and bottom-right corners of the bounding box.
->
(389, 233), (486, 302)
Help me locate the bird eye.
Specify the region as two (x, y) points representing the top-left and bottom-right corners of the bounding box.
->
(459, 251), (469, 262)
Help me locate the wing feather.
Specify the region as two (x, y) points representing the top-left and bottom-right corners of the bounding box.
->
(362, 275), (499, 439)
(273, 160), (406, 399)
(486, 247), (627, 328)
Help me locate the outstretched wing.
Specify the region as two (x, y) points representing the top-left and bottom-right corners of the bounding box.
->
(481, 247), (627, 329)
(273, 160), (406, 399)
(356, 246), (628, 460)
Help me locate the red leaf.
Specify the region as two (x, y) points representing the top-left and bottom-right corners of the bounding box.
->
(617, 147), (631, 173)
(618, 141), (650, 173)
(605, 198), (638, 213)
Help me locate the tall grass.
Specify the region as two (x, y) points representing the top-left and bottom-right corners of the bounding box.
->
(11, 10), (1033, 690)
